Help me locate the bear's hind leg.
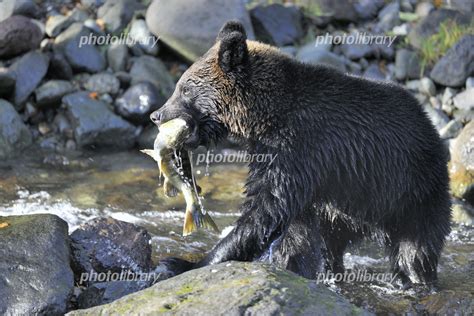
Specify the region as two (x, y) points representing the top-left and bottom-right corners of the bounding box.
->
(320, 210), (364, 274)
(386, 207), (451, 288)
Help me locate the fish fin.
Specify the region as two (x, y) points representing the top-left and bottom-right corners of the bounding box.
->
(183, 209), (197, 236)
(164, 180), (178, 197)
(200, 212), (220, 234)
(140, 149), (159, 161)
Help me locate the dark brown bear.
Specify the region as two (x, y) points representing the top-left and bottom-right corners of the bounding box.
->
(151, 21), (451, 288)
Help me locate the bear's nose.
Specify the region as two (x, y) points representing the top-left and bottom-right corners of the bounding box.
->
(150, 110), (162, 125)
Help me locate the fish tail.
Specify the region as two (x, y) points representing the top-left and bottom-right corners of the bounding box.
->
(200, 212), (220, 234)
(183, 208), (197, 236)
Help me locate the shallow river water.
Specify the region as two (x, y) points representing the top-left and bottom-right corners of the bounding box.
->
(0, 149), (472, 314)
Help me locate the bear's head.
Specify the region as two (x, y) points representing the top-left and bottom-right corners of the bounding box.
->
(150, 20), (291, 148)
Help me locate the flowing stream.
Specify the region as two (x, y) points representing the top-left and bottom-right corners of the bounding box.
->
(0, 149), (472, 314)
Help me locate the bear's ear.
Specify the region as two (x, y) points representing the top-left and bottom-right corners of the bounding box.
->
(217, 21), (248, 73)
(217, 32), (248, 73)
(217, 20), (247, 41)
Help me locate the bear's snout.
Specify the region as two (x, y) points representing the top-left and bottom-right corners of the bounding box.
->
(150, 110), (162, 125)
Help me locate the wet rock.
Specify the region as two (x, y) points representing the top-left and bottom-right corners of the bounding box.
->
(296, 48), (346, 72)
(430, 35), (474, 88)
(62, 92), (137, 148)
(419, 77), (436, 96)
(129, 55), (175, 97)
(70, 217), (152, 280)
(354, 0), (385, 20)
(138, 125), (158, 149)
(250, 4), (303, 46)
(9, 51), (49, 107)
(84, 73), (120, 96)
(0, 16), (43, 58)
(68, 261), (367, 316)
(0, 67), (15, 97)
(35, 80), (75, 108)
(395, 49), (420, 80)
(55, 23), (106, 74)
(115, 82), (166, 124)
(0, 214), (73, 315)
(423, 104), (449, 131)
(97, 0), (144, 33)
(77, 281), (151, 310)
(453, 88), (474, 111)
(0, 100), (32, 159)
(128, 19), (159, 56)
(376, 1), (400, 32)
(146, 0), (255, 62)
(107, 43), (129, 72)
(363, 64), (386, 81)
(450, 121), (474, 206)
(408, 9), (471, 49)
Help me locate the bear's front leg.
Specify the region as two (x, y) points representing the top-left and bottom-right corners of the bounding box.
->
(162, 157), (314, 275)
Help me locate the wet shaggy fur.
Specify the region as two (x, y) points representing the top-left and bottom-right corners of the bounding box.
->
(152, 21), (452, 287)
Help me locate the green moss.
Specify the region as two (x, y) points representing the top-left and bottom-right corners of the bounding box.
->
(418, 19), (474, 74)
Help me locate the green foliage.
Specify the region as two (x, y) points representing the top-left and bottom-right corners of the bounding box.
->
(399, 12), (418, 22)
(418, 19), (474, 73)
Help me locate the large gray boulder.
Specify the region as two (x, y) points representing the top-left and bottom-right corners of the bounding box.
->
(70, 217), (154, 309)
(0, 16), (43, 58)
(0, 214), (74, 315)
(146, 0), (255, 62)
(68, 261), (369, 315)
(9, 50), (49, 107)
(70, 217), (153, 278)
(430, 35), (474, 88)
(62, 92), (137, 148)
(0, 99), (32, 159)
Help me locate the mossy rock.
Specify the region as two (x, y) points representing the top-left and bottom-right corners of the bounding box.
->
(68, 261), (370, 315)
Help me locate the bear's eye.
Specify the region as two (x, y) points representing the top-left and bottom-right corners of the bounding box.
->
(182, 86), (192, 97)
